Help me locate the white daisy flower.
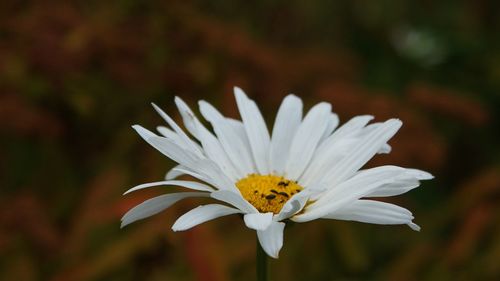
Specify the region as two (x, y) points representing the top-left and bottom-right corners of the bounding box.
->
(121, 87), (433, 258)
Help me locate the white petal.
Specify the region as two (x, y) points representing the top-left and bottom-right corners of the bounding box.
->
(322, 200), (420, 231)
(224, 118), (256, 175)
(244, 212), (273, 230)
(406, 168), (434, 180)
(319, 112), (339, 144)
(164, 165), (187, 180)
(378, 144), (392, 154)
(120, 192), (208, 227)
(211, 190), (257, 213)
(269, 94), (303, 175)
(187, 159), (237, 191)
(168, 163), (236, 193)
(175, 98), (241, 180)
(274, 189), (313, 221)
(156, 126), (170, 137)
(408, 223), (421, 231)
(166, 166), (212, 185)
(293, 165), (409, 222)
(322, 119), (402, 186)
(199, 100), (255, 176)
(172, 204), (242, 231)
(146, 135), (199, 168)
(285, 102), (332, 180)
(123, 180), (214, 195)
(174, 96), (199, 138)
(148, 136), (235, 191)
(234, 87), (271, 174)
(133, 126), (199, 167)
(299, 137), (356, 187)
(367, 179), (420, 197)
(302, 115), (374, 184)
(156, 126), (187, 149)
(151, 103), (203, 157)
(194, 124), (241, 181)
(367, 168), (432, 197)
(257, 221), (285, 259)
(133, 124), (158, 140)
(358, 123), (394, 154)
(225, 118), (253, 153)
(316, 115), (374, 153)
(136, 126), (209, 182)
(314, 165), (407, 205)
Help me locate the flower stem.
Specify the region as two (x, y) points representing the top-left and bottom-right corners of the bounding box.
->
(256, 237), (268, 281)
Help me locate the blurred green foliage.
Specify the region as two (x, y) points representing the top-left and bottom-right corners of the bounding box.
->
(1, 1), (499, 280)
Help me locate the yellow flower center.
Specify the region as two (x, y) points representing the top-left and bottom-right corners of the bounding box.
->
(235, 174), (304, 214)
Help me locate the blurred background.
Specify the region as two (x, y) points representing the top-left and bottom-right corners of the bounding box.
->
(1, 1), (499, 280)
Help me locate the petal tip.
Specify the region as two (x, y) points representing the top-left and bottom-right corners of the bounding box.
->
(257, 238), (280, 259)
(171, 225), (182, 232)
(131, 124), (142, 130)
(389, 118), (403, 126)
(120, 220), (129, 229)
(421, 172), (434, 180)
(408, 222), (421, 231)
(174, 96), (189, 110)
(407, 169), (434, 180)
(233, 86), (247, 99)
(284, 93), (302, 103)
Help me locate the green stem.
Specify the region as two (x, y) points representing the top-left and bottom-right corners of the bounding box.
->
(256, 237), (268, 281)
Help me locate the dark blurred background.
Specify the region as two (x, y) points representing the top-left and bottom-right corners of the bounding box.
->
(1, 1), (499, 280)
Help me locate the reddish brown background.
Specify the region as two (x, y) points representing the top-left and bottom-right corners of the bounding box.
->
(1, 1), (499, 280)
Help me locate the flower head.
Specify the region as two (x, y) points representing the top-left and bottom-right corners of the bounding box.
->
(121, 87), (433, 258)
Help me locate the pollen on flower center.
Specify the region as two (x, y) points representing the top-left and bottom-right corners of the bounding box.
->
(235, 174), (303, 214)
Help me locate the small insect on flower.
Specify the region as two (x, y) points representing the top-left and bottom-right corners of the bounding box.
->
(121, 87), (433, 258)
